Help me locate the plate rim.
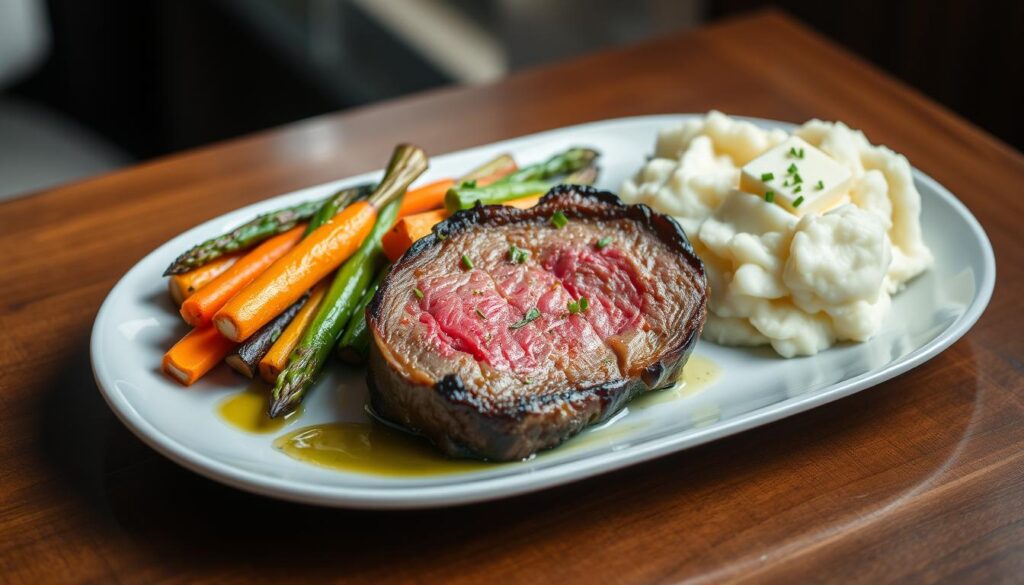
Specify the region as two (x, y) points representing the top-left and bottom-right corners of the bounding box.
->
(90, 114), (997, 509)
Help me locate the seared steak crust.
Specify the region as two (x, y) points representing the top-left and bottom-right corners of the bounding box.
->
(367, 185), (707, 460)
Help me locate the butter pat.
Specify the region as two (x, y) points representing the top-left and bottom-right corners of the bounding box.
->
(739, 136), (852, 215)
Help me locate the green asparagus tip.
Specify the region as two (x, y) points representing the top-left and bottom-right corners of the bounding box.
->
(269, 388), (301, 419)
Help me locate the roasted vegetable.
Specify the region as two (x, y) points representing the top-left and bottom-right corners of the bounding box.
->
(214, 145), (427, 343)
(163, 183), (372, 275)
(162, 326), (237, 386)
(444, 148), (599, 211)
(494, 147), (597, 185)
(381, 195), (540, 262)
(220, 186), (373, 373)
(381, 209), (449, 262)
(397, 179), (456, 218)
(225, 293), (309, 378)
(460, 153), (517, 184)
(259, 282), (329, 383)
(269, 196), (404, 417)
(168, 254), (240, 306)
(336, 267), (389, 364)
(305, 184), (373, 236)
(179, 226), (305, 327)
(445, 181), (549, 211)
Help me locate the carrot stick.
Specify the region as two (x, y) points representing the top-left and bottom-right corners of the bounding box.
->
(474, 169), (515, 187)
(503, 195), (541, 209)
(397, 179), (455, 218)
(213, 202), (375, 342)
(258, 282), (329, 383)
(213, 144), (428, 342)
(381, 209), (449, 262)
(162, 326), (237, 386)
(380, 195), (540, 262)
(168, 254), (240, 306)
(179, 225), (305, 328)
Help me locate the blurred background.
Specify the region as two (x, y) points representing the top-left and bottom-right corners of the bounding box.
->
(1, 0), (1020, 200)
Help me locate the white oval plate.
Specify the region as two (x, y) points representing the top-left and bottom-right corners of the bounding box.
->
(91, 115), (995, 509)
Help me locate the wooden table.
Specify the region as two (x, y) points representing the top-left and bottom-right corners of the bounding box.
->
(2, 10), (1021, 583)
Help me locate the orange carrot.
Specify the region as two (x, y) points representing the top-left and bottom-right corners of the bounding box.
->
(214, 143), (428, 342)
(381, 209), (449, 262)
(162, 326), (237, 386)
(503, 195), (541, 209)
(179, 226), (305, 328)
(258, 282), (329, 383)
(381, 195), (540, 262)
(168, 254), (240, 306)
(397, 179), (455, 218)
(474, 169), (515, 187)
(213, 201), (376, 342)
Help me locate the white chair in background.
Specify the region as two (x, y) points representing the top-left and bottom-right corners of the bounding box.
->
(0, 0), (128, 201)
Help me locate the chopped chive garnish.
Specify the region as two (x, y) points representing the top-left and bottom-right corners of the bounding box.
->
(787, 163), (798, 175)
(760, 172), (774, 181)
(461, 254), (473, 270)
(798, 147), (805, 159)
(550, 210), (568, 229)
(765, 191), (775, 202)
(507, 244), (529, 264)
(788, 147), (798, 158)
(474, 307), (486, 320)
(815, 180), (824, 190)
(413, 287), (424, 299)
(596, 236), (613, 249)
(567, 296), (590, 314)
(793, 173), (803, 184)
(793, 195), (805, 208)
(793, 185), (802, 194)
(509, 307), (541, 329)
(783, 180), (790, 187)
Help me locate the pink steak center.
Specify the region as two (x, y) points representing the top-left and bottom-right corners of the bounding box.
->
(406, 245), (645, 373)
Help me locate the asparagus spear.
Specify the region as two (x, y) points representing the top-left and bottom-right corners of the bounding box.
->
(304, 183), (374, 236)
(221, 183), (376, 376)
(163, 183), (373, 275)
(445, 181), (551, 211)
(269, 202), (398, 417)
(269, 146), (425, 417)
(443, 163), (600, 211)
(336, 266), (388, 364)
(445, 147), (599, 211)
(494, 147), (598, 185)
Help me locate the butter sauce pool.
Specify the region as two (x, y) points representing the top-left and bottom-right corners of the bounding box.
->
(257, 356), (720, 475)
(218, 384), (303, 434)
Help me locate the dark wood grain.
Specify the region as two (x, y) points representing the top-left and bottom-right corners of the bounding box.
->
(1, 9), (1022, 584)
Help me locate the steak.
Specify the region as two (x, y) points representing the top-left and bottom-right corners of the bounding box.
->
(367, 185), (707, 461)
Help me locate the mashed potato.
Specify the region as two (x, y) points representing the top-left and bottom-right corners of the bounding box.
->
(621, 111), (932, 357)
